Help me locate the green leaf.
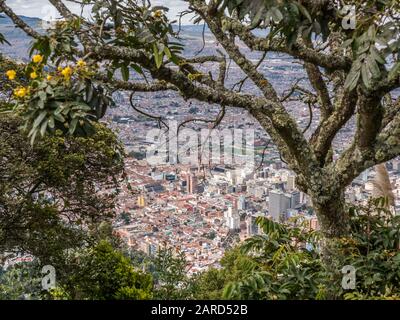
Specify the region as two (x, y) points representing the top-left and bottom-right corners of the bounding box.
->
(361, 64), (371, 88)
(46, 86), (54, 95)
(163, 46), (172, 59)
(131, 64), (144, 75)
(270, 7), (283, 23)
(341, 38), (354, 49)
(250, 5), (265, 28)
(366, 55), (381, 79)
(69, 118), (78, 135)
(30, 129), (38, 146)
(297, 3), (312, 22)
(37, 99), (45, 109)
(388, 62), (400, 80)
(33, 111), (47, 129)
(344, 65), (361, 91)
(39, 91), (47, 101)
(53, 113), (66, 123)
(48, 116), (55, 129)
(121, 64), (130, 81)
(40, 119), (48, 137)
(222, 283), (236, 299)
(86, 84), (94, 102)
(153, 43), (164, 69)
(0, 32), (10, 45)
(370, 47), (386, 65)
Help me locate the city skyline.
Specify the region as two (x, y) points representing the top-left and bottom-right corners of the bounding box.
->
(5, 0), (193, 24)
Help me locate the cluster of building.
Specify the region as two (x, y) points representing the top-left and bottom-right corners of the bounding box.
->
(113, 152), (400, 273)
(105, 29), (400, 274)
(113, 156), (321, 273)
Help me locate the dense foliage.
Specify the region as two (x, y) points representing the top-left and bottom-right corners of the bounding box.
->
(0, 241), (153, 300)
(152, 247), (191, 300)
(0, 112), (124, 261)
(0, 55), (124, 262)
(53, 241), (153, 300)
(0, 261), (43, 300)
(189, 199), (400, 300)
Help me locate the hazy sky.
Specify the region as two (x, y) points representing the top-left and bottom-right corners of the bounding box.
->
(6, 0), (192, 23)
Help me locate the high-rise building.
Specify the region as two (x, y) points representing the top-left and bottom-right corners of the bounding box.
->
(187, 174), (198, 194)
(226, 170), (237, 185)
(289, 191), (300, 209)
(140, 240), (158, 256)
(225, 206), (240, 230)
(300, 192), (311, 206)
(287, 175), (296, 191)
(245, 215), (258, 236)
(238, 195), (246, 211)
(269, 191), (291, 221)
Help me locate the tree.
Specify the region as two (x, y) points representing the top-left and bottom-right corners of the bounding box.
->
(1, 0), (400, 264)
(189, 247), (265, 300)
(152, 247), (190, 300)
(0, 261), (43, 300)
(190, 217), (323, 300)
(118, 211), (132, 225)
(0, 110), (124, 262)
(222, 217), (326, 300)
(56, 241), (153, 300)
(189, 267), (226, 300)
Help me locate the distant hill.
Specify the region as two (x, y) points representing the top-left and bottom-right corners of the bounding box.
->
(0, 13), (271, 62)
(0, 15), (43, 60)
(0, 15), (41, 26)
(0, 15), (215, 60)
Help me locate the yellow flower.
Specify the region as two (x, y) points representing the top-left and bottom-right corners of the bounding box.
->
(153, 10), (163, 18)
(76, 59), (86, 68)
(61, 66), (73, 79)
(14, 87), (28, 98)
(32, 54), (44, 64)
(6, 70), (16, 80)
(58, 66), (63, 72)
(30, 71), (38, 79)
(47, 75), (53, 81)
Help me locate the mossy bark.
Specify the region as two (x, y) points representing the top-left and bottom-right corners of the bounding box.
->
(312, 189), (350, 298)
(313, 190), (350, 238)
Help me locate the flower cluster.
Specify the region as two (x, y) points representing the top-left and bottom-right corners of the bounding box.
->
(60, 66), (73, 80)
(13, 87), (28, 98)
(152, 10), (163, 19)
(6, 54), (45, 99)
(29, 54), (44, 80)
(5, 54), (101, 144)
(6, 55), (91, 100)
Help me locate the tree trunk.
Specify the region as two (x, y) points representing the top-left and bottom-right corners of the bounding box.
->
(311, 188), (350, 298)
(312, 189), (350, 239)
